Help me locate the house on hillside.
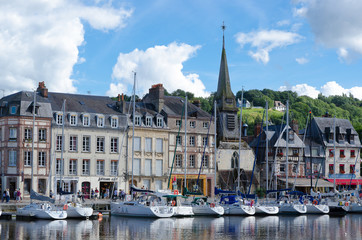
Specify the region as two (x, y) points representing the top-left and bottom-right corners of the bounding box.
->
(274, 101), (286, 112)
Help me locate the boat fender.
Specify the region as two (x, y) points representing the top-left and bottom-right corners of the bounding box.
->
(171, 200), (176, 206)
(312, 200), (318, 205)
(250, 200), (254, 207)
(210, 203), (215, 208)
(63, 204), (68, 210)
(345, 202), (349, 207)
(173, 190), (179, 195)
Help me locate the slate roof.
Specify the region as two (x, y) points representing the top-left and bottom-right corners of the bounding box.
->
(162, 96), (211, 119)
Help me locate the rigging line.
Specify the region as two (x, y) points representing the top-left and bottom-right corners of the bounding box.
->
(248, 108), (266, 195)
(196, 113), (214, 188)
(349, 148), (361, 189)
(167, 99), (185, 189)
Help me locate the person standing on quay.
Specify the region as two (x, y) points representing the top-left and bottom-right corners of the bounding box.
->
(16, 189), (21, 202)
(6, 189), (10, 203)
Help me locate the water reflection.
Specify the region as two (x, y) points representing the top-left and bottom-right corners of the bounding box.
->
(1, 214), (362, 240)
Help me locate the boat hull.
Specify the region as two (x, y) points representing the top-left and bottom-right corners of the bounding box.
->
(306, 204), (329, 214)
(173, 206), (194, 217)
(16, 203), (67, 220)
(348, 203), (362, 213)
(223, 204), (255, 216)
(255, 205), (279, 215)
(279, 204), (307, 214)
(192, 205), (224, 216)
(111, 202), (174, 218)
(66, 204), (94, 218)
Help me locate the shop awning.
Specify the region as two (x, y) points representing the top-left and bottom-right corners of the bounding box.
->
(327, 179), (362, 185)
(279, 178), (334, 187)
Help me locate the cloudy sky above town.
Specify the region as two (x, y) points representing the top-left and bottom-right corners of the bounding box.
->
(1, 0), (362, 100)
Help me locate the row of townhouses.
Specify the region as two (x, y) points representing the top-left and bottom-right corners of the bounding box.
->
(0, 34), (361, 199)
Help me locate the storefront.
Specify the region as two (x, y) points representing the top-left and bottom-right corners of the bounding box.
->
(98, 177), (118, 198)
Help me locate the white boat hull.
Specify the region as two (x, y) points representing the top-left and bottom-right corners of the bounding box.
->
(223, 204), (255, 216)
(279, 203), (306, 214)
(173, 206), (194, 217)
(66, 203), (93, 218)
(111, 202), (174, 218)
(255, 205), (279, 215)
(345, 202), (362, 213)
(306, 204), (329, 214)
(16, 203), (67, 220)
(192, 205), (224, 216)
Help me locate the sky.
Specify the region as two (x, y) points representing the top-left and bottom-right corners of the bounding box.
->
(1, 0), (362, 100)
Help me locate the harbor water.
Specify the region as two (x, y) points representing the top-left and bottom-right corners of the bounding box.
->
(1, 214), (362, 240)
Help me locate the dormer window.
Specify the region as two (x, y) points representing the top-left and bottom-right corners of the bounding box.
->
(176, 120), (181, 127)
(134, 116), (141, 126)
(69, 113), (77, 126)
(10, 106), (17, 115)
(145, 116), (152, 127)
(56, 112), (63, 125)
(190, 121), (195, 128)
(157, 117), (163, 127)
(96, 115), (105, 127)
(111, 116), (118, 128)
(82, 114), (90, 126)
(203, 122), (208, 128)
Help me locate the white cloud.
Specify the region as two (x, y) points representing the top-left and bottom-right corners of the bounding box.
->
(109, 42), (210, 97)
(235, 30), (302, 64)
(279, 81), (362, 100)
(295, 0), (362, 61)
(295, 57), (309, 64)
(276, 20), (290, 26)
(0, 0), (132, 95)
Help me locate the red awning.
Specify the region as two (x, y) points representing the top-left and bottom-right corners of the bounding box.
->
(327, 179), (362, 185)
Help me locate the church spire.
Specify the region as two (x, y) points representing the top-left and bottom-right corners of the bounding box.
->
(215, 22), (237, 112)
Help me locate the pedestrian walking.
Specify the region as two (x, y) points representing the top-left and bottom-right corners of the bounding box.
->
(6, 189), (10, 203)
(16, 189), (21, 202)
(91, 188), (94, 199)
(95, 188), (99, 199)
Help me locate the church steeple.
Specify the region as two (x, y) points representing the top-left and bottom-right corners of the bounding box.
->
(215, 22), (237, 112)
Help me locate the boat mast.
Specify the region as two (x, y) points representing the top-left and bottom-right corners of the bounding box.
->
(333, 116), (336, 191)
(265, 100), (269, 192)
(286, 100), (289, 189)
(214, 100), (217, 190)
(184, 95), (188, 190)
(237, 89), (243, 192)
(59, 99), (66, 196)
(31, 90), (36, 204)
(131, 72), (136, 189)
(309, 110), (313, 191)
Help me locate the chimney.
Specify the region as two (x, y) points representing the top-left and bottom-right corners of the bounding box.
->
(37, 81), (48, 98)
(254, 122), (262, 137)
(116, 93), (127, 113)
(149, 84), (164, 113)
(192, 100), (201, 108)
(291, 120), (299, 136)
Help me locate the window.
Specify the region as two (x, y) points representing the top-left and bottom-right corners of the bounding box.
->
(157, 118), (163, 127)
(111, 116), (118, 128)
(69, 114), (77, 126)
(175, 154), (182, 167)
(329, 149), (334, 157)
(24, 151), (31, 166)
(202, 137), (208, 147)
(96, 137), (105, 152)
(277, 149), (283, 157)
(9, 128), (17, 140)
(134, 137), (141, 151)
(82, 136), (90, 152)
(9, 150), (17, 166)
(190, 121), (196, 128)
(156, 160), (163, 176)
(56, 113), (63, 125)
(292, 149), (299, 156)
(176, 136), (182, 145)
(143, 180), (151, 190)
(351, 150), (356, 157)
(339, 164), (345, 174)
(39, 129), (46, 142)
(145, 159), (152, 176)
(110, 137), (118, 153)
(38, 179), (46, 194)
(134, 158), (140, 175)
(189, 155), (195, 168)
(231, 152), (239, 168)
(329, 164), (334, 174)
(145, 138), (152, 152)
(350, 165), (355, 174)
(176, 120), (181, 127)
(340, 150), (345, 158)
(56, 135), (63, 151)
(189, 136), (195, 146)
(69, 136), (77, 151)
(111, 161), (118, 176)
(97, 160), (104, 175)
(10, 106), (17, 114)
(97, 115), (105, 127)
(146, 117), (152, 127)
(69, 159), (77, 175)
(134, 116), (141, 126)
(203, 122), (208, 128)
(82, 159), (90, 175)
(156, 138), (163, 153)
(56, 159), (62, 174)
(38, 152), (46, 167)
(155, 180), (163, 191)
(24, 128), (32, 141)
(280, 164), (285, 172)
(83, 114), (90, 126)
(202, 155), (209, 167)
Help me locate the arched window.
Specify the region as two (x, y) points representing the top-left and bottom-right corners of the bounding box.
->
(231, 152), (239, 169)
